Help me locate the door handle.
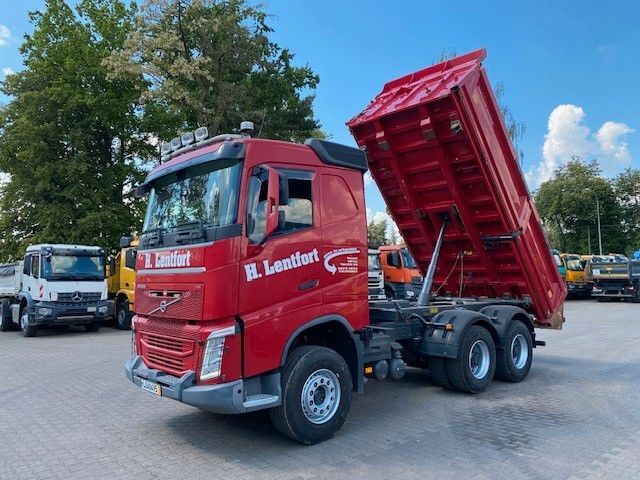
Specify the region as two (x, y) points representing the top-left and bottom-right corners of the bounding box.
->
(298, 279), (319, 291)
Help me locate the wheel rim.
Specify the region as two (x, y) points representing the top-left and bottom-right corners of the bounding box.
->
(511, 334), (529, 370)
(468, 340), (491, 379)
(118, 308), (126, 325)
(300, 369), (341, 425)
(20, 312), (28, 330)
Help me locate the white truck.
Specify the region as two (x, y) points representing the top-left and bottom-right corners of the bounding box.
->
(367, 249), (386, 300)
(0, 244), (110, 337)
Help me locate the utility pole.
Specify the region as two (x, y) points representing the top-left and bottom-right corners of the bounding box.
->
(596, 196), (602, 255)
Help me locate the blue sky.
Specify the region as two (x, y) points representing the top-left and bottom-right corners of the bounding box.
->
(1, 0), (638, 224)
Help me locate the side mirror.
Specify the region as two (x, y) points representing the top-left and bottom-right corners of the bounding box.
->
(264, 167), (281, 239)
(108, 256), (116, 275)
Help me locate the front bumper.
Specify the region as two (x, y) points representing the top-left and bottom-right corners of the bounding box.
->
(125, 356), (247, 414)
(567, 283), (592, 294)
(31, 300), (109, 326)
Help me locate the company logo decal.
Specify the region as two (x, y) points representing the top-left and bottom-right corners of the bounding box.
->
(244, 249), (320, 282)
(324, 248), (360, 275)
(144, 250), (192, 269)
(71, 291), (83, 302)
(243, 247), (361, 282)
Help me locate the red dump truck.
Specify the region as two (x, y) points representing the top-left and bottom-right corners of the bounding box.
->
(125, 48), (566, 445)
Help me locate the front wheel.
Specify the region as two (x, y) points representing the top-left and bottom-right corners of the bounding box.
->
(269, 346), (352, 445)
(495, 320), (533, 382)
(445, 325), (496, 393)
(20, 308), (37, 337)
(115, 300), (132, 330)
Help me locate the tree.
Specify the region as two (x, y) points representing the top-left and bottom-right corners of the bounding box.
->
(0, 0), (149, 259)
(535, 158), (624, 254)
(107, 0), (321, 142)
(614, 168), (640, 251)
(367, 219), (388, 249)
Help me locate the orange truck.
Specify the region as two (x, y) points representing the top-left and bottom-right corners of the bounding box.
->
(379, 245), (422, 299)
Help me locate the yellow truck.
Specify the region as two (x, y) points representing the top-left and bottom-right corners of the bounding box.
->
(106, 236), (138, 329)
(560, 253), (591, 297)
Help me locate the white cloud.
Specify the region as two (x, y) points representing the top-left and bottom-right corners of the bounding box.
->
(364, 171), (373, 186)
(525, 104), (635, 189)
(2, 67), (14, 78)
(0, 25), (10, 47)
(366, 207), (403, 245)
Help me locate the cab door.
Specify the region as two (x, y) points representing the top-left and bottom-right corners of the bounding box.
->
(238, 165), (323, 377)
(22, 254), (43, 300)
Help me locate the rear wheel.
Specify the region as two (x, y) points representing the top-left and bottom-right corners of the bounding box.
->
(19, 307), (37, 337)
(115, 299), (132, 330)
(269, 346), (352, 445)
(445, 325), (495, 393)
(632, 283), (640, 303)
(495, 320), (533, 382)
(1, 300), (13, 332)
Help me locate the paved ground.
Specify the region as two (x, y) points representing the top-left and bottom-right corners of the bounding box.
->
(1, 299), (639, 480)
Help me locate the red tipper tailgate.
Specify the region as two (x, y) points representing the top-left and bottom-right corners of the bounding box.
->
(348, 48), (566, 328)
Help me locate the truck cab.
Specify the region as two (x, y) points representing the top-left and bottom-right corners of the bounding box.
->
(367, 249), (386, 300)
(0, 244), (109, 336)
(560, 253), (591, 297)
(379, 245), (422, 299)
(106, 236), (138, 329)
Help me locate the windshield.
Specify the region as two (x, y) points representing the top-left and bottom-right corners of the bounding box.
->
(368, 254), (381, 271)
(401, 248), (417, 269)
(143, 159), (242, 234)
(42, 254), (105, 281)
(565, 257), (584, 271)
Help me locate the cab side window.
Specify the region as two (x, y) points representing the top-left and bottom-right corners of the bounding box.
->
(30, 255), (40, 278)
(23, 255), (31, 275)
(276, 170), (313, 235)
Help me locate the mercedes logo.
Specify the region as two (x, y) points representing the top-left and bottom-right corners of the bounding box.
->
(71, 291), (83, 302)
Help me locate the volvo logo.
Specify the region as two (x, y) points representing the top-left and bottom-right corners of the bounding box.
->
(71, 291), (83, 302)
(159, 300), (168, 313)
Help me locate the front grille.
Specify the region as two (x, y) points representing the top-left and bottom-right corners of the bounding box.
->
(146, 333), (186, 353)
(58, 292), (102, 303)
(140, 331), (195, 376)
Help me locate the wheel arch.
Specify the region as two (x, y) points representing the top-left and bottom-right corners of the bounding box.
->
(280, 315), (364, 393)
(478, 305), (536, 345)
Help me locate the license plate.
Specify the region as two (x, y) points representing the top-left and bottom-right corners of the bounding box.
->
(140, 379), (162, 396)
(87, 306), (96, 312)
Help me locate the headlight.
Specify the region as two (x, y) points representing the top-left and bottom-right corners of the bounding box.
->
(97, 305), (108, 314)
(38, 307), (53, 316)
(200, 325), (236, 380)
(406, 291), (415, 298)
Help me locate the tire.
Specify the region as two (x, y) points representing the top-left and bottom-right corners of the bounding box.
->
(1, 300), (13, 332)
(495, 320), (533, 382)
(19, 307), (38, 337)
(428, 357), (453, 390)
(445, 325), (496, 393)
(632, 284), (640, 303)
(115, 300), (132, 330)
(85, 321), (101, 332)
(269, 346), (352, 445)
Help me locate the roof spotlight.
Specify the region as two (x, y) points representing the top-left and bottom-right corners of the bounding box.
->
(181, 131), (195, 145)
(160, 142), (172, 157)
(170, 137), (182, 152)
(194, 126), (209, 142)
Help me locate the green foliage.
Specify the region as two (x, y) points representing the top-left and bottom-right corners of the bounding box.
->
(367, 219), (388, 249)
(0, 0), (150, 260)
(535, 158), (627, 254)
(107, 0), (321, 141)
(614, 168), (640, 250)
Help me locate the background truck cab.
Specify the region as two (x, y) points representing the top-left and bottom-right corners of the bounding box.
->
(106, 236), (138, 329)
(379, 245), (422, 299)
(367, 249), (385, 300)
(560, 253), (591, 297)
(0, 244), (109, 336)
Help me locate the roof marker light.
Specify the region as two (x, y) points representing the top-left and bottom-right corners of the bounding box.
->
(160, 142), (172, 157)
